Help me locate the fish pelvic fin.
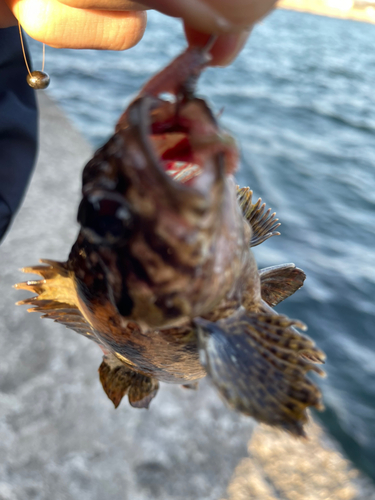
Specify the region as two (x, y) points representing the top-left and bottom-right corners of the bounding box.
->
(99, 353), (159, 409)
(237, 187), (281, 247)
(14, 260), (95, 341)
(260, 263), (306, 307)
(195, 308), (325, 437)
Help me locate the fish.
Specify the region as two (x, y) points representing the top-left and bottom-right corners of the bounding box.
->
(16, 44), (325, 436)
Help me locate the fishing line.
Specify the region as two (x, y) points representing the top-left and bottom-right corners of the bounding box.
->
(203, 34), (218, 54)
(18, 21), (50, 90)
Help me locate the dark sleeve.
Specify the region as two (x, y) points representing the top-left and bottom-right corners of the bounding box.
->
(0, 26), (38, 242)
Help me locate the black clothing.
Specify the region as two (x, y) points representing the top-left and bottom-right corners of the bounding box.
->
(0, 26), (38, 241)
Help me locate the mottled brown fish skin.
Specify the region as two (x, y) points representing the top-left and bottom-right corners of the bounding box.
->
(79, 97), (250, 321)
(16, 45), (326, 435)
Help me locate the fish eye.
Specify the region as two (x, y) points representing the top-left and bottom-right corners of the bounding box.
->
(78, 193), (133, 243)
(82, 158), (118, 194)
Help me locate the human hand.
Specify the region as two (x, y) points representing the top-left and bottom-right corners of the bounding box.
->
(2, 0), (277, 65)
(141, 0), (278, 65)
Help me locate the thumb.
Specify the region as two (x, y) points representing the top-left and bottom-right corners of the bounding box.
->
(5, 0), (147, 50)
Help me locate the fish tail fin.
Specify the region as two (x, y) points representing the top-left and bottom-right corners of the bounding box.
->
(195, 308), (325, 437)
(14, 260), (94, 339)
(99, 353), (159, 409)
(237, 187), (281, 247)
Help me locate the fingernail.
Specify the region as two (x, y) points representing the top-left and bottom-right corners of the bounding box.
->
(141, 0), (235, 33)
(215, 30), (252, 66)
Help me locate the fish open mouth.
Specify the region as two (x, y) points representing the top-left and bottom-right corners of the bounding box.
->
(154, 139), (203, 185)
(144, 96), (237, 190)
(114, 45), (237, 194)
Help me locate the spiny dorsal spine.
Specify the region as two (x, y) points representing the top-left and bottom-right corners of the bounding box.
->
(237, 187), (281, 247)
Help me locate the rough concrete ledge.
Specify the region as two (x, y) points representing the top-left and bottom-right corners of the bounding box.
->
(223, 420), (375, 500)
(0, 93), (374, 500)
(277, 0), (375, 25)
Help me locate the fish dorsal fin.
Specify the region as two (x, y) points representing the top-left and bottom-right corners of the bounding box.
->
(237, 187), (281, 247)
(260, 264), (306, 307)
(195, 308), (325, 436)
(99, 353), (159, 409)
(15, 259), (95, 341)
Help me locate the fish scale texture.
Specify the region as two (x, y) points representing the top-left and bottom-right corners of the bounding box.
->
(1, 93), (374, 500)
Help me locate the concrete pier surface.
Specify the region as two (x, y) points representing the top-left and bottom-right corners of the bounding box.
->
(0, 94), (374, 500)
(277, 0), (375, 25)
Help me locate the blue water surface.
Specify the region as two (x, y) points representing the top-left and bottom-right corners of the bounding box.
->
(28, 8), (375, 482)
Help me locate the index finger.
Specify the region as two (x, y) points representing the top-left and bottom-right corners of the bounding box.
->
(57, 0), (148, 10)
(184, 26), (251, 66)
(140, 0), (277, 34)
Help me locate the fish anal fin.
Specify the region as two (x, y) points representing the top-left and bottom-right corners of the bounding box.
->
(128, 378), (159, 409)
(99, 354), (159, 410)
(99, 357), (132, 408)
(195, 308), (325, 437)
(260, 264), (306, 307)
(237, 187), (281, 247)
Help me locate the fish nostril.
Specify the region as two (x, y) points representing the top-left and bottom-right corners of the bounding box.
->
(77, 194), (134, 243)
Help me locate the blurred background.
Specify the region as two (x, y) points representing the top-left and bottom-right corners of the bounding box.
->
(1, 5), (374, 499)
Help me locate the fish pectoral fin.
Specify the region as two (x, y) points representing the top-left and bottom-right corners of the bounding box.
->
(98, 354), (159, 410)
(15, 260), (95, 341)
(195, 308), (325, 437)
(260, 263), (306, 307)
(237, 187), (281, 247)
